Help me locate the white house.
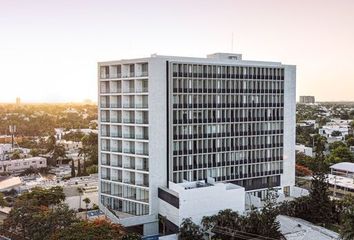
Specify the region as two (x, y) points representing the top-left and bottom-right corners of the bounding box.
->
(295, 144), (313, 157)
(0, 157), (47, 173)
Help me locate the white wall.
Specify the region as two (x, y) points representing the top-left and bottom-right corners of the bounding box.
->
(282, 65), (296, 189)
(160, 182), (245, 227)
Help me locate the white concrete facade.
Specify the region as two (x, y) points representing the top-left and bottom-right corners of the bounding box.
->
(159, 180), (245, 227)
(98, 53), (296, 235)
(295, 144), (313, 157)
(0, 157), (47, 173)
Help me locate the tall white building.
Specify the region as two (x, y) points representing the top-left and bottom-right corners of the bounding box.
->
(98, 53), (296, 236)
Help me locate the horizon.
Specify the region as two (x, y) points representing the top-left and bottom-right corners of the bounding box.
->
(1, 0), (354, 102)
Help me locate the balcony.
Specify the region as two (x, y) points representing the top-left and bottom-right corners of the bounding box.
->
(101, 146), (110, 151)
(135, 118), (148, 124)
(123, 87), (135, 93)
(100, 73), (110, 79)
(123, 118), (135, 124)
(123, 103), (135, 108)
(136, 182), (149, 187)
(136, 134), (148, 140)
(123, 133), (135, 139)
(111, 148), (122, 153)
(136, 149), (148, 156)
(100, 103), (110, 108)
(123, 179), (135, 185)
(110, 132), (122, 138)
(110, 103), (121, 108)
(110, 118), (121, 123)
(135, 103), (148, 109)
(110, 73), (122, 79)
(123, 164), (135, 170)
(123, 148), (135, 154)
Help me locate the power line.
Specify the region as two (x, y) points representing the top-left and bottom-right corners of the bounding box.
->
(212, 225), (279, 240)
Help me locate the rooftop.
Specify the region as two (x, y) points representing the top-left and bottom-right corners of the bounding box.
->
(330, 162), (354, 173)
(278, 215), (339, 240)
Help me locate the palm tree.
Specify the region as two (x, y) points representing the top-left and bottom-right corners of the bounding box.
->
(77, 187), (83, 210)
(46, 135), (57, 153)
(0, 193), (7, 207)
(78, 146), (88, 176)
(52, 144), (66, 166)
(83, 197), (91, 210)
(83, 197), (91, 220)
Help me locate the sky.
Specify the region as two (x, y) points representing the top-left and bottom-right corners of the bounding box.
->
(0, 0), (353, 103)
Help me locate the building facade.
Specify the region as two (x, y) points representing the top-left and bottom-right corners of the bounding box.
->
(299, 96), (315, 104)
(98, 53), (296, 235)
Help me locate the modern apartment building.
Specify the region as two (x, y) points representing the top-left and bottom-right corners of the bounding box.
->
(98, 53), (296, 236)
(299, 95), (315, 104)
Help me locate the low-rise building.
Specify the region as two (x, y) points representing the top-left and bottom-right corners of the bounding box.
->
(0, 157), (47, 173)
(328, 162), (354, 198)
(158, 179), (245, 231)
(278, 215), (339, 240)
(295, 144), (313, 157)
(319, 119), (351, 142)
(0, 176), (22, 192)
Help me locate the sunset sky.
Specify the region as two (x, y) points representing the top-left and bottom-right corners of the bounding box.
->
(0, 0), (353, 103)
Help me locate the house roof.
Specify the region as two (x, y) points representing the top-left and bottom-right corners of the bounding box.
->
(330, 162), (354, 173)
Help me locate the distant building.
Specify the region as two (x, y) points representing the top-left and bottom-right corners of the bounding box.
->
(328, 162), (354, 198)
(16, 97), (21, 105)
(297, 120), (318, 129)
(299, 96), (315, 104)
(350, 146), (354, 154)
(0, 157), (47, 173)
(0, 176), (22, 192)
(295, 144), (313, 157)
(319, 119), (351, 142)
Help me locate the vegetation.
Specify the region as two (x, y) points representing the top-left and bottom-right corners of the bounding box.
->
(199, 190), (283, 239)
(0, 103), (97, 137)
(3, 186), (139, 240)
(179, 218), (204, 240)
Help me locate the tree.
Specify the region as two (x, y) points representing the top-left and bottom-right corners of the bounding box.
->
(346, 137), (354, 147)
(46, 135), (57, 153)
(71, 158), (76, 177)
(296, 164), (312, 176)
(331, 130), (342, 137)
(202, 191), (283, 240)
(4, 187), (75, 240)
(340, 197), (354, 240)
(52, 144), (67, 166)
(327, 146), (354, 164)
(11, 150), (21, 160)
(83, 197), (91, 218)
(78, 145), (89, 175)
(50, 219), (128, 240)
(19, 186), (66, 207)
(308, 135), (334, 225)
(180, 218), (204, 240)
(0, 192), (7, 207)
(82, 133), (98, 166)
(30, 148), (40, 157)
(87, 164), (98, 174)
(329, 141), (346, 150)
(77, 187), (83, 210)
